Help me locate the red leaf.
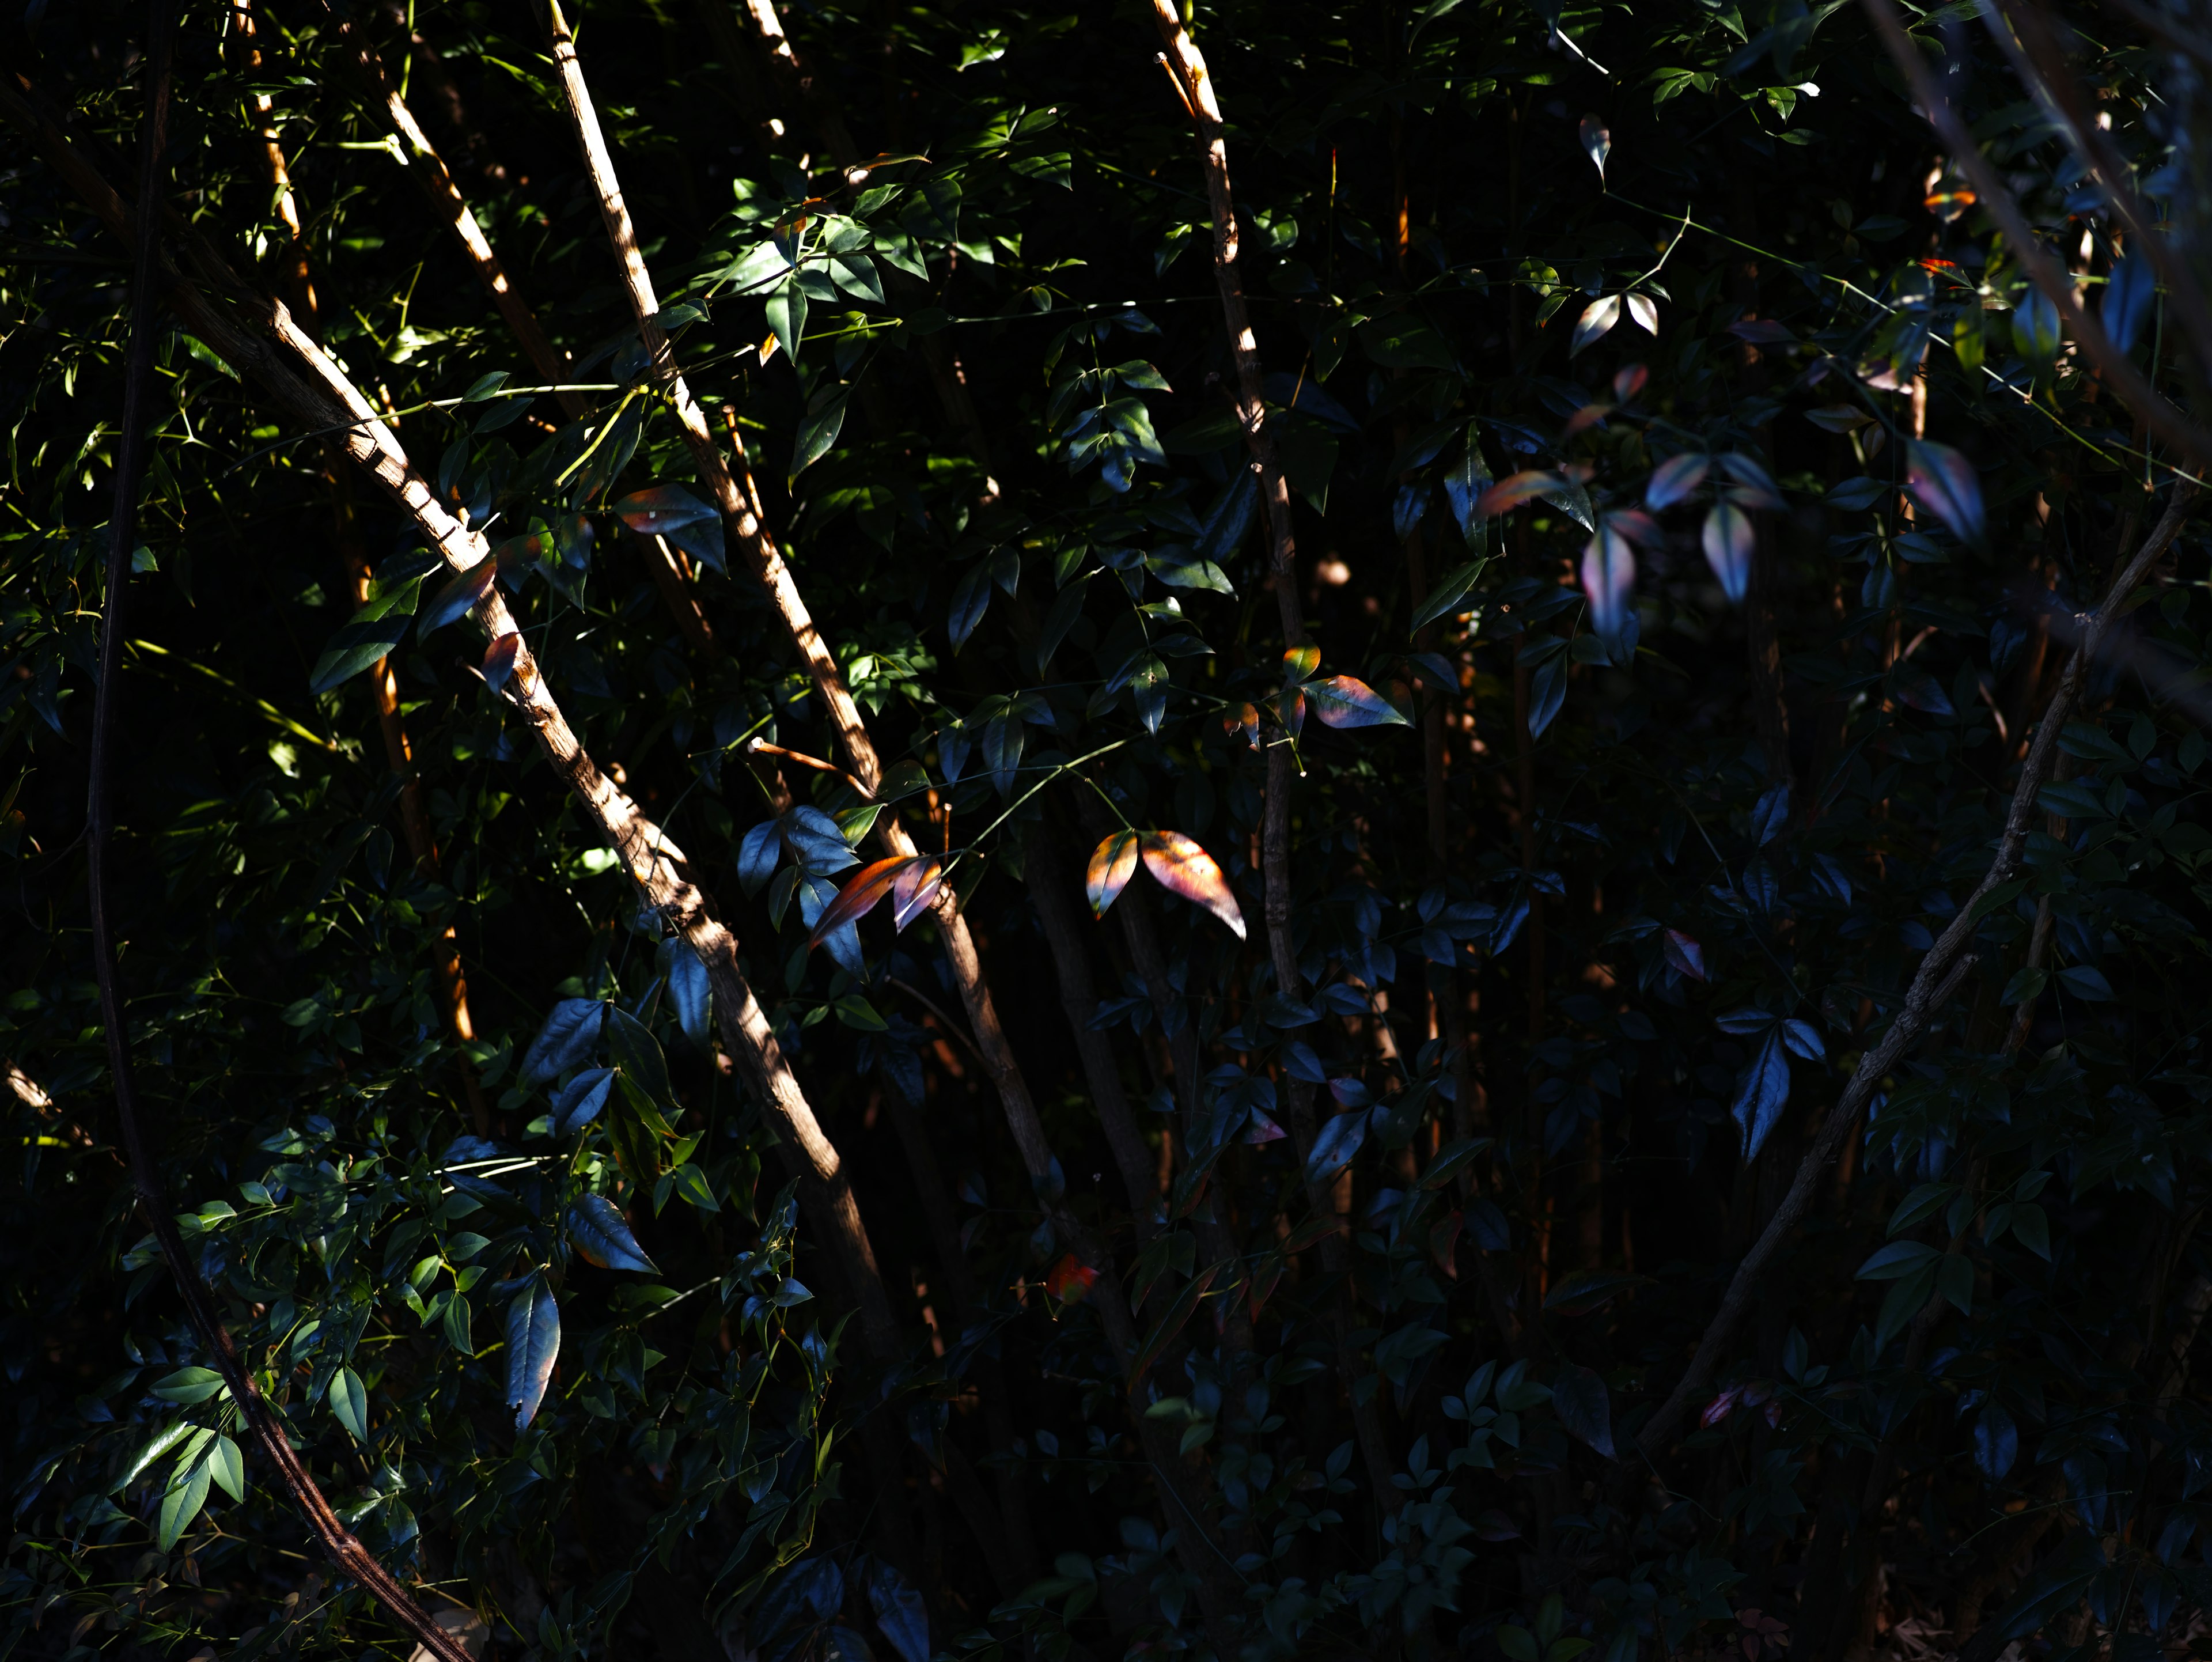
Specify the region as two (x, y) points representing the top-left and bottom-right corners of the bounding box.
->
(1304, 674), (1410, 729)
(808, 855), (914, 945)
(1282, 642), (1321, 682)
(1700, 1385), (1744, 1428)
(1474, 469), (1564, 518)
(1086, 831), (1139, 917)
(1663, 929), (1707, 981)
(1045, 1252), (1099, 1304)
(1613, 363), (1649, 403)
(1140, 831), (1246, 940)
(890, 857), (945, 930)
(1222, 702), (1261, 750)
(482, 633), (525, 694)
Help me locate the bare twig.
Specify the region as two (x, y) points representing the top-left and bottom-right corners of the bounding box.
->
(1860, 0), (2212, 467)
(1637, 483), (2200, 1456)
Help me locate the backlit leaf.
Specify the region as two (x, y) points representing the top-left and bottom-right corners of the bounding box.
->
(891, 857), (945, 930)
(1139, 831), (1246, 938)
(1303, 674), (1410, 728)
(1579, 523), (1635, 645)
(1283, 642), (1321, 680)
(1624, 292), (1658, 335)
(418, 559), (497, 639)
(1701, 502), (1753, 602)
(1578, 114), (1611, 180)
(329, 1366), (369, 1441)
(614, 483), (718, 535)
(1086, 831), (1140, 915)
(1645, 453), (1709, 510)
(1905, 440), (1984, 544)
(808, 855), (915, 944)
(1571, 295), (1622, 355)
(1475, 470), (1565, 517)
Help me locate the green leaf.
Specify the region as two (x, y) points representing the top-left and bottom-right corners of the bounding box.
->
(1499, 1627), (1540, 1662)
(1886, 1183), (1956, 1236)
(1857, 1240), (1940, 1279)
(766, 279), (809, 365)
(116, 1421), (197, 1493)
(790, 389), (850, 484)
(834, 994), (888, 1031)
(329, 1366), (370, 1441)
(207, 1434), (247, 1503)
(608, 1006), (672, 1103)
(667, 1162), (721, 1212)
(1411, 558), (1487, 635)
(1144, 547), (1234, 594)
(2012, 1202), (2052, 1260)
(150, 1366), (228, 1405)
(157, 1462), (213, 1551)
(1874, 1262), (1938, 1350)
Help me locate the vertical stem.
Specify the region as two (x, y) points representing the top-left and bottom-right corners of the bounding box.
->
(85, 22), (474, 1662)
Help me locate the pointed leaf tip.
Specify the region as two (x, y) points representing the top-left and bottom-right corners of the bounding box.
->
(808, 855), (915, 945)
(1139, 830), (1246, 939)
(1086, 831), (1139, 917)
(1904, 440), (1984, 544)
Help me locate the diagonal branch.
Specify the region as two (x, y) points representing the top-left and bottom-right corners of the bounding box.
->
(1637, 482), (2200, 1457)
(311, 0), (584, 418)
(1859, 0), (2212, 467)
(5, 63), (903, 1373)
(541, 2), (1240, 1604)
(81, 18), (474, 1662)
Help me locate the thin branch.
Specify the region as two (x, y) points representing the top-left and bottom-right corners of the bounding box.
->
(313, 0), (584, 416)
(1637, 482), (2201, 1456)
(1, 69), (906, 1373)
(84, 17), (473, 1662)
(1147, 0), (1407, 1537)
(1859, 0), (2212, 465)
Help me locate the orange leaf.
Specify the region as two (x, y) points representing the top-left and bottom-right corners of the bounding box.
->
(1222, 702), (1261, 751)
(1139, 831), (1246, 940)
(1282, 642), (1320, 681)
(889, 857), (944, 930)
(1086, 831), (1139, 917)
(808, 855), (914, 945)
(1474, 469), (1563, 518)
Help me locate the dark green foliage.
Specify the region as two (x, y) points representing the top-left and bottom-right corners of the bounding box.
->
(8, 2), (2212, 1661)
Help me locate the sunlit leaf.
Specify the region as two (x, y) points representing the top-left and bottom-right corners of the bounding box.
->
(808, 855), (916, 944)
(1645, 453), (1708, 510)
(1700, 502), (1752, 603)
(1222, 702), (1262, 750)
(524, 999), (607, 1084)
(1283, 642), (1321, 680)
(1571, 295), (1622, 355)
(418, 559), (496, 639)
(1579, 523), (1635, 646)
(1475, 470), (1565, 517)
(482, 633), (525, 693)
(569, 1192), (658, 1274)
(1624, 292), (1658, 335)
(1086, 830), (1139, 916)
(328, 1366), (369, 1441)
(890, 857), (945, 930)
(1904, 440), (1984, 543)
(1578, 113), (1611, 180)
(615, 483), (718, 535)
(1303, 674), (1410, 728)
(1139, 830), (1246, 938)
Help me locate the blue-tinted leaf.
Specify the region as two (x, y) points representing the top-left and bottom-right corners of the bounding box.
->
(555, 1067), (613, 1133)
(1646, 453), (1709, 510)
(569, 1192), (658, 1274)
(2105, 252), (2155, 353)
(1701, 502), (1752, 603)
(1443, 437), (1493, 553)
(948, 562), (991, 649)
(506, 1277), (561, 1431)
(1733, 1030), (1790, 1160)
(660, 938), (713, 1047)
(1857, 1239), (1941, 1280)
(2057, 964), (2115, 1001)
(418, 559), (497, 639)
(1781, 1018), (1825, 1061)
(2012, 284), (2061, 365)
(1526, 660), (1566, 739)
(1551, 1364), (1616, 1457)
(1304, 674), (1410, 729)
(524, 1000), (607, 1084)
(867, 1561), (930, 1662)
(1905, 440), (1985, 544)
(1749, 783), (1790, 845)
(1579, 523), (1635, 645)
(1306, 1111), (1367, 1185)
